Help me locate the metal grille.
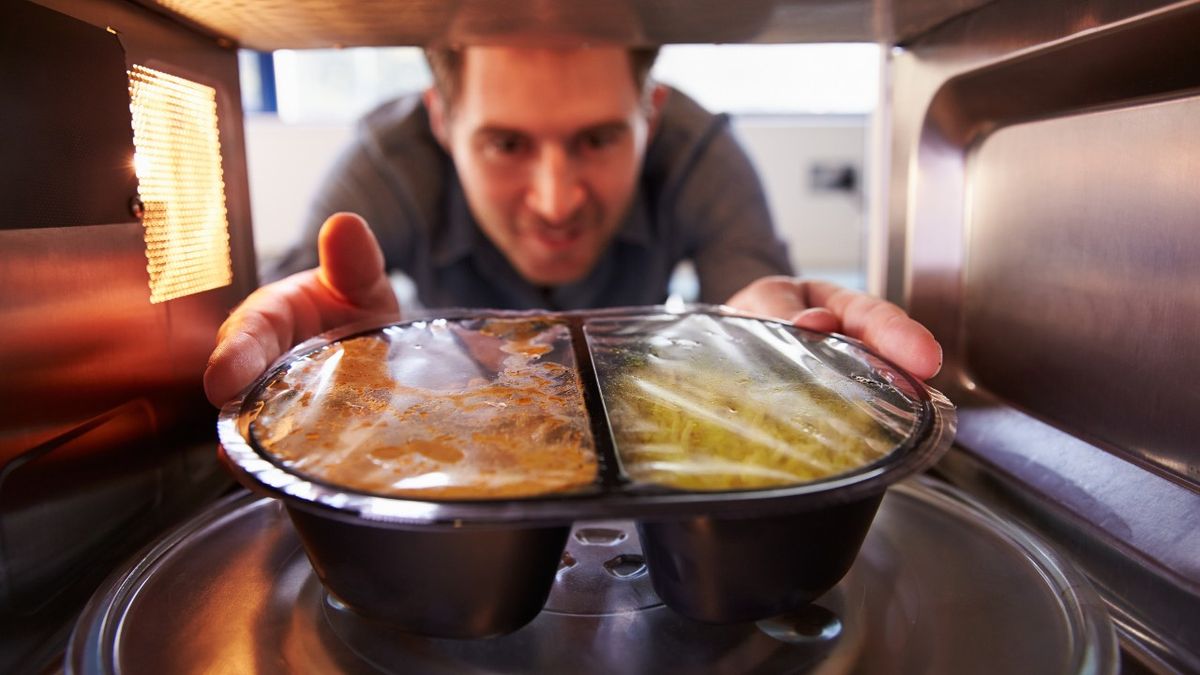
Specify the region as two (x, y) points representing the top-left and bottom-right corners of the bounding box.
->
(129, 65), (232, 304)
(147, 0), (442, 49)
(136, 0), (995, 50)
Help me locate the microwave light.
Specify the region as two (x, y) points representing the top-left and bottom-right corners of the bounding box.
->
(128, 64), (232, 304)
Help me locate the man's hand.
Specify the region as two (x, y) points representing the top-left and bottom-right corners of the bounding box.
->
(204, 213), (399, 406)
(725, 276), (942, 380)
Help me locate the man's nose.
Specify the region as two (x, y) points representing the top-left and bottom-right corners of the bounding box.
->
(525, 146), (586, 224)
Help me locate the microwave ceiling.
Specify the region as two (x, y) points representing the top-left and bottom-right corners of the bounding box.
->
(133, 0), (993, 50)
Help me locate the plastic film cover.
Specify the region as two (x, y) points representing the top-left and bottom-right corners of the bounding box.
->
(247, 317), (598, 499)
(585, 313), (925, 491)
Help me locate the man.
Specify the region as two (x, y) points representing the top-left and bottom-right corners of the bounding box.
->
(269, 46), (789, 308)
(203, 45), (940, 406)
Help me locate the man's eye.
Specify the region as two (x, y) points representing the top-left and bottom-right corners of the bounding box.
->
(485, 134), (529, 156)
(578, 129), (620, 152)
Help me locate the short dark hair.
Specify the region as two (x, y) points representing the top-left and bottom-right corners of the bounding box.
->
(424, 45), (661, 109)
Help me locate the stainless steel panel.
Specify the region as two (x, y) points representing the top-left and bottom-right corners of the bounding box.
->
(936, 411), (1200, 674)
(885, 0), (1200, 668)
(966, 97), (1200, 482)
(124, 0), (995, 49)
(68, 481), (1117, 674)
(2, 2), (259, 670)
(0, 224), (170, 451)
(884, 0), (1199, 306)
(0, 223), (235, 672)
(0, 1), (139, 230)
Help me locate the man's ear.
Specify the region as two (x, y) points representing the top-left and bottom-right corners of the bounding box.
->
(423, 87), (449, 148)
(645, 83), (669, 138)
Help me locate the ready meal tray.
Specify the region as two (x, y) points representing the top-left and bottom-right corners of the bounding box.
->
(217, 305), (955, 638)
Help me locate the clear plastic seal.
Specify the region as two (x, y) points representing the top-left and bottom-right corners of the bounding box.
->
(246, 317), (599, 499)
(218, 306), (957, 632)
(584, 312), (925, 491)
(221, 305), (955, 523)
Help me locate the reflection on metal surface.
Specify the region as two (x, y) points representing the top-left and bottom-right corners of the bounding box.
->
(1, 400), (157, 612)
(0, 404), (229, 672)
(2, 2), (258, 670)
(0, 224), (234, 672)
(966, 99), (1200, 481)
(0, 223), (169, 453)
(936, 420), (1200, 674)
(545, 521), (659, 615)
(756, 605), (843, 645)
(129, 65), (233, 304)
(67, 480), (1116, 674)
(130, 0), (996, 48)
(0, 1), (139, 231)
(886, 0), (1200, 668)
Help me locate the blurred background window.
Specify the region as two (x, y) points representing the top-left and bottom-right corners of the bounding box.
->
(240, 44), (878, 121)
(655, 44), (879, 115)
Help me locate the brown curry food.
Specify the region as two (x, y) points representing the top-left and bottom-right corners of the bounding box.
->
(249, 321), (598, 499)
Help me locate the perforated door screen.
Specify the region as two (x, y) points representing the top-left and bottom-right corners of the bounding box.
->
(128, 65), (233, 304)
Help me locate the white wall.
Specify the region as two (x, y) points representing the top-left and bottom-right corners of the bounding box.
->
(243, 115), (352, 265)
(244, 114), (868, 288)
(733, 116), (867, 288)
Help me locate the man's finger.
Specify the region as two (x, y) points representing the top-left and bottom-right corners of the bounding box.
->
(204, 330), (273, 406)
(724, 275), (807, 320)
(204, 214), (400, 406)
(790, 307), (839, 333)
(866, 312), (942, 380)
(317, 212), (398, 314)
(732, 277), (943, 380)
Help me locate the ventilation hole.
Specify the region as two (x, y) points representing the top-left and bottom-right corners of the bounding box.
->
(603, 554), (647, 579)
(574, 528), (627, 545)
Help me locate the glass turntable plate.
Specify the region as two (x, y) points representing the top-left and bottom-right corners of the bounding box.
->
(68, 477), (1116, 674)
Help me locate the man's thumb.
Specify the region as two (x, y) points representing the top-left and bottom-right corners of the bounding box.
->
(315, 212), (398, 312)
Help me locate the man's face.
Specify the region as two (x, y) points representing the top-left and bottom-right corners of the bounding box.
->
(429, 46), (657, 286)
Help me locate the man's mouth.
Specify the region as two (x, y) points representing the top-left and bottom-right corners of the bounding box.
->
(532, 224), (585, 251)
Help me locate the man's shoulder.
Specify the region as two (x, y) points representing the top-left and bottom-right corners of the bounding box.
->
(657, 86), (724, 135)
(355, 92), (440, 156)
(644, 87), (733, 189)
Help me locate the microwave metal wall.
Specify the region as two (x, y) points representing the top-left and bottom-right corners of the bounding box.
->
(2, 0), (1198, 672)
(0, 1), (256, 670)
